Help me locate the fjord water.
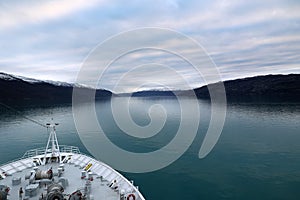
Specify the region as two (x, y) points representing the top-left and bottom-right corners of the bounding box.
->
(0, 98), (300, 200)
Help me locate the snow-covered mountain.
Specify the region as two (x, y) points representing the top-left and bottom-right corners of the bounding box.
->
(0, 72), (75, 87)
(0, 72), (112, 102)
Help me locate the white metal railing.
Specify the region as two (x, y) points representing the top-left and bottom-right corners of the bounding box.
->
(0, 146), (81, 171)
(22, 145), (81, 159)
(1, 146), (83, 167)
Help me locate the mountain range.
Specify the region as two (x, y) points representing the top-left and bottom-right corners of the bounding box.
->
(0, 72), (111, 103)
(194, 74), (300, 102)
(0, 72), (299, 103)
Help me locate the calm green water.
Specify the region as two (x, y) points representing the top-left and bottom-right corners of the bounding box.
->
(0, 98), (300, 200)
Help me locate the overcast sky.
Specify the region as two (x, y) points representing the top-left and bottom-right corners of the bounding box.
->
(0, 0), (299, 92)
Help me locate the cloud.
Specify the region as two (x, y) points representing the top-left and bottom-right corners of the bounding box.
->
(0, 0), (299, 92)
(0, 0), (107, 29)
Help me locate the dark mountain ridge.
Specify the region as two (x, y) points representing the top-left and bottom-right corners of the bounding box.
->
(0, 72), (112, 103)
(116, 90), (177, 97)
(127, 74), (300, 102)
(194, 74), (300, 102)
(1, 72), (299, 103)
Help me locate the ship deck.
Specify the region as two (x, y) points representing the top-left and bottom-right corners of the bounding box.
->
(0, 149), (145, 200)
